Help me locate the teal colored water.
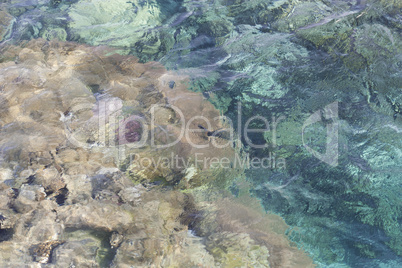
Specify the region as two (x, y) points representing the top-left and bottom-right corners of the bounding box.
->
(1, 0), (401, 267)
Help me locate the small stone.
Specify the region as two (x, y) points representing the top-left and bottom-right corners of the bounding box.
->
(13, 184), (46, 213)
(30, 240), (64, 264)
(110, 232), (124, 248)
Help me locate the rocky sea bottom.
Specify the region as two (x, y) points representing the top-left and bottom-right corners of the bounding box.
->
(0, 39), (316, 267)
(0, 0), (401, 267)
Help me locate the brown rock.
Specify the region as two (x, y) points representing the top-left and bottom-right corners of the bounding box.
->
(57, 200), (133, 232)
(13, 184), (46, 213)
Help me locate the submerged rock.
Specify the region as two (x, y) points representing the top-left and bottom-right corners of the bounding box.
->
(0, 39), (238, 187)
(192, 191), (314, 268)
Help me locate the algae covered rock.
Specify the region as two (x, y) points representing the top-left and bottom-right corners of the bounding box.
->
(189, 190), (316, 268)
(41, 27), (67, 41)
(293, 1), (402, 118)
(206, 232), (270, 267)
(0, 8), (14, 42)
(223, 26), (309, 109)
(273, 1), (332, 32)
(226, 0), (293, 25)
(67, 0), (180, 50)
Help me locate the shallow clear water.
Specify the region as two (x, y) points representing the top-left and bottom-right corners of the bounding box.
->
(0, 0), (401, 267)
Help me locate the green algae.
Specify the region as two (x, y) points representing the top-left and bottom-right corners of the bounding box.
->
(0, 9), (14, 42)
(64, 229), (116, 267)
(226, 0), (293, 25)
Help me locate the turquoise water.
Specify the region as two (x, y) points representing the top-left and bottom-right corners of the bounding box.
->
(1, 0), (401, 267)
